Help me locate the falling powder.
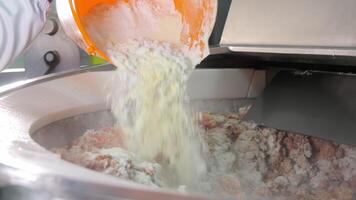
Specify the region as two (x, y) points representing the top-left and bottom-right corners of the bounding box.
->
(81, 0), (216, 187)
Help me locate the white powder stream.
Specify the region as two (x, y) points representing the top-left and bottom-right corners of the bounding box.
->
(107, 41), (206, 187)
(82, 0), (216, 187)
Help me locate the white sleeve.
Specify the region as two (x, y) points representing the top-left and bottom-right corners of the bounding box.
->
(0, 0), (50, 71)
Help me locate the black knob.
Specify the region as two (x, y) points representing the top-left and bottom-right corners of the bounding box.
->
(44, 51), (60, 69)
(43, 19), (59, 36)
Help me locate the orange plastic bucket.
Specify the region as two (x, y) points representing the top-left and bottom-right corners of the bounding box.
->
(57, 0), (217, 62)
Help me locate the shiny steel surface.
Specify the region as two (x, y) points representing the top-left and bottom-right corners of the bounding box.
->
(244, 71), (356, 145)
(0, 64), (115, 96)
(228, 46), (356, 57)
(24, 27), (81, 78)
(220, 0), (356, 57)
(222, 0), (356, 48)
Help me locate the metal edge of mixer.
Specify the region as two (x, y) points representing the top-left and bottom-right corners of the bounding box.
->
(0, 46), (232, 97)
(0, 64), (115, 97)
(209, 45), (356, 57)
(0, 162), (222, 200)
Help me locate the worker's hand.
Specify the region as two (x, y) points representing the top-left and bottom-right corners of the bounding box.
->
(0, 0), (50, 71)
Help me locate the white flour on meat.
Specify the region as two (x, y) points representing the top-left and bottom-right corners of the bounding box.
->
(55, 107), (356, 199)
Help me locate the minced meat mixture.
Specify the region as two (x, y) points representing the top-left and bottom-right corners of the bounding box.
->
(54, 107), (356, 200)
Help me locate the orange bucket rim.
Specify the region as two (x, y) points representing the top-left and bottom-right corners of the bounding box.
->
(69, 0), (110, 61)
(68, 0), (217, 61)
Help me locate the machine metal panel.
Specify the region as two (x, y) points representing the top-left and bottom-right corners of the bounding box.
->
(221, 0), (356, 51)
(244, 71), (356, 145)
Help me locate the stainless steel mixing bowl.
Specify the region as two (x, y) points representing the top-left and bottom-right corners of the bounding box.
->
(0, 64), (260, 199)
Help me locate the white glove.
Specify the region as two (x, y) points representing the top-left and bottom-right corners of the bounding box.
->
(0, 0), (50, 71)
